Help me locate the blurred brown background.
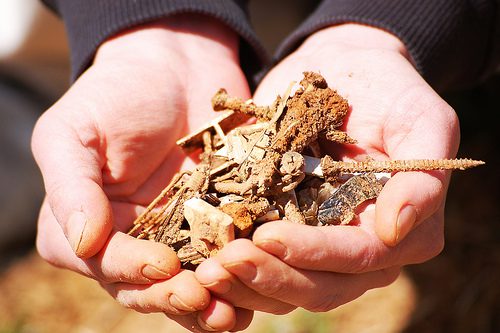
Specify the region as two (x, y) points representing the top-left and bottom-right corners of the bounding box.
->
(0, 0), (498, 332)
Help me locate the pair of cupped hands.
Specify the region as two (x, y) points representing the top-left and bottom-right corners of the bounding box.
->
(32, 15), (459, 332)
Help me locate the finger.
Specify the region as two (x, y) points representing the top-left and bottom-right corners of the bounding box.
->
(254, 221), (382, 273)
(212, 239), (399, 312)
(375, 171), (447, 246)
(197, 302), (254, 332)
(195, 258), (296, 314)
(197, 298), (236, 331)
(253, 215), (443, 274)
(166, 307), (253, 333)
(37, 199), (180, 283)
(32, 110), (112, 258)
(104, 270), (210, 315)
(230, 308), (254, 332)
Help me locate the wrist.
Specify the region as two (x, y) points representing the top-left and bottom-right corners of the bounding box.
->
(299, 23), (411, 62)
(94, 14), (240, 69)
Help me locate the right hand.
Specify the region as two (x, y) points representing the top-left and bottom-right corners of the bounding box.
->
(32, 14), (253, 332)
(195, 23), (460, 318)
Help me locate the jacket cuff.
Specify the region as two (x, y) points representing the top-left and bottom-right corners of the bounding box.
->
(42, 0), (268, 82)
(275, 0), (497, 90)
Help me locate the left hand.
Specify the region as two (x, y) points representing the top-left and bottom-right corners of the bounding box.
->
(31, 15), (255, 331)
(195, 23), (460, 313)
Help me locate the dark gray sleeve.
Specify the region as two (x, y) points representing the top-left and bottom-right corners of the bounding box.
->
(41, 0), (268, 82)
(275, 0), (500, 91)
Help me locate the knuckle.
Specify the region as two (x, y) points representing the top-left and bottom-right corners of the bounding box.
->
(258, 276), (289, 299)
(223, 238), (255, 258)
(87, 258), (134, 285)
(349, 241), (380, 273)
(115, 292), (136, 310)
(268, 304), (296, 315)
(44, 181), (78, 233)
(31, 112), (51, 152)
(35, 215), (63, 268)
(114, 290), (152, 314)
(420, 230), (444, 262)
(305, 294), (342, 312)
(90, 270), (116, 284)
(36, 235), (59, 267)
(355, 248), (377, 273)
(412, 218), (445, 264)
(228, 238), (252, 248)
(382, 267), (401, 286)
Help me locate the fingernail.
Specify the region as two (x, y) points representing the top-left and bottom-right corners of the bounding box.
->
(223, 261), (257, 281)
(169, 294), (196, 312)
(142, 264), (172, 280)
(67, 211), (87, 255)
(395, 205), (417, 244)
(200, 278), (232, 294)
(197, 316), (217, 332)
(255, 239), (288, 259)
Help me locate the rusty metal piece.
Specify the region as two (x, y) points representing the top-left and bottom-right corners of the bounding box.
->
(318, 173), (383, 225)
(279, 152), (306, 192)
(212, 88), (274, 121)
(320, 155), (485, 177)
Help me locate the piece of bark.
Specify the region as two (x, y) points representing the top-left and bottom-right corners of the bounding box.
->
(219, 203), (254, 238)
(177, 243), (205, 265)
(220, 197), (270, 237)
(225, 123), (271, 164)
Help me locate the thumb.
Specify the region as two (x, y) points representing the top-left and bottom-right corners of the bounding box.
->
(32, 109), (112, 258)
(375, 171), (447, 246)
(375, 86), (459, 247)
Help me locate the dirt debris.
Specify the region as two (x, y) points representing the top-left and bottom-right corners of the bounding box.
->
(127, 72), (485, 267)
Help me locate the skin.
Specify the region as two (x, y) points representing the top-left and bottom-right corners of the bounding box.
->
(31, 14), (253, 332)
(195, 23), (460, 320)
(32, 16), (460, 332)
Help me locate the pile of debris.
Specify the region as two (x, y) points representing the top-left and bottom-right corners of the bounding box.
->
(127, 72), (483, 266)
